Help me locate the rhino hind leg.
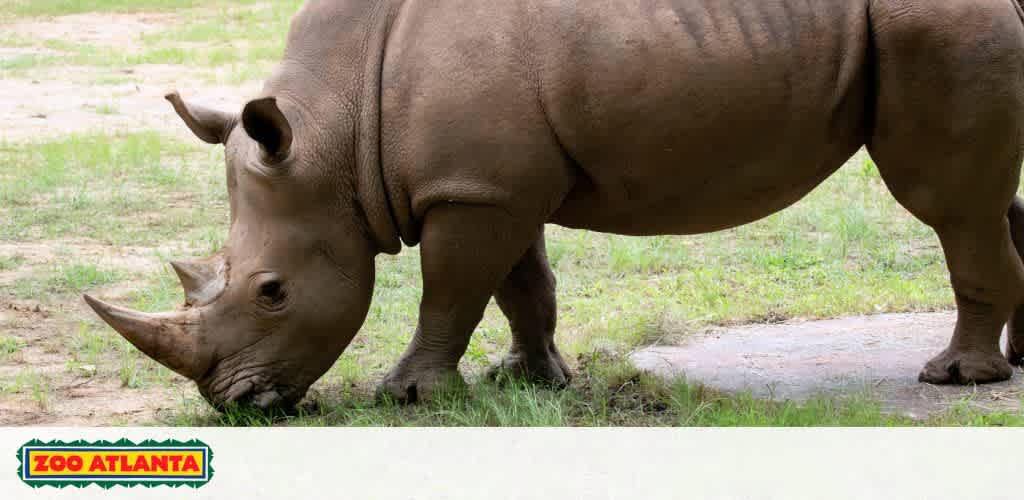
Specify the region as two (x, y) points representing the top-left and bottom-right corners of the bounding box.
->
(914, 219), (1020, 384)
(868, 0), (1024, 384)
(489, 227), (571, 387)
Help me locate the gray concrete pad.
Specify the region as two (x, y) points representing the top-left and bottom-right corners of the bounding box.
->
(630, 312), (1024, 419)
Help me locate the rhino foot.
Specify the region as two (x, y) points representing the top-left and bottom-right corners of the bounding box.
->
(488, 343), (572, 388)
(918, 349), (1014, 384)
(376, 364), (465, 404)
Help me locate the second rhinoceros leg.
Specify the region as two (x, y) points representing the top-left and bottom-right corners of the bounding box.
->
(489, 227), (571, 386)
(1005, 198), (1024, 366)
(868, 0), (1024, 384)
(377, 204), (545, 403)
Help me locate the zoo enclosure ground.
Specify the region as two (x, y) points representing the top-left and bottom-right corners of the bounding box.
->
(0, 0), (1022, 426)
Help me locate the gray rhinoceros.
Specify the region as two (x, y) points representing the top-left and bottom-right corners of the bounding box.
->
(85, 0), (1024, 410)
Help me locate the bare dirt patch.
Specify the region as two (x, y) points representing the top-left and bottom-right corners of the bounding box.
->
(0, 239), (198, 275)
(0, 297), (191, 426)
(6, 12), (176, 49)
(632, 312), (1024, 419)
(0, 64), (261, 142)
(0, 10), (264, 141)
(0, 238), (202, 425)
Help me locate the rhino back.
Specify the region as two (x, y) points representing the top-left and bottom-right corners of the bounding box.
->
(382, 0), (873, 237)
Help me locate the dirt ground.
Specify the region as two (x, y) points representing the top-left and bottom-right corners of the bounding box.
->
(0, 12), (262, 143)
(0, 238), (202, 425)
(0, 11), (262, 425)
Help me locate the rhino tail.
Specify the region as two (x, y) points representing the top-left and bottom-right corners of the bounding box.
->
(1005, 197), (1024, 365)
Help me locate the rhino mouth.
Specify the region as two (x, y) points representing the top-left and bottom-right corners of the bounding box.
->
(198, 370), (305, 412)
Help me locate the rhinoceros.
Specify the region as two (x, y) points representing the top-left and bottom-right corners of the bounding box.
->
(85, 0), (1024, 410)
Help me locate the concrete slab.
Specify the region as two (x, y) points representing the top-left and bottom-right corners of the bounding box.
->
(630, 312), (1024, 419)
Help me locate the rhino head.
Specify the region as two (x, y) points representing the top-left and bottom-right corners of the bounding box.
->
(84, 90), (381, 411)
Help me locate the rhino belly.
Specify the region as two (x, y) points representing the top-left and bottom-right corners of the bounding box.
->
(541, 0), (872, 235)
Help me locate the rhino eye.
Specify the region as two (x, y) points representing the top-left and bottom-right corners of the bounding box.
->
(260, 281), (285, 302)
(249, 273), (288, 311)
(252, 277), (287, 310)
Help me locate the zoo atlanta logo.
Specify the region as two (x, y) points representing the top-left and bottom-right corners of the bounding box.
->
(16, 439), (213, 489)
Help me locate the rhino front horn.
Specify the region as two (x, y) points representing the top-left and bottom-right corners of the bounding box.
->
(83, 294), (206, 379)
(170, 256), (227, 306)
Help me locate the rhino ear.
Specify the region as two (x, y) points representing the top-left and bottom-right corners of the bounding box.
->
(242, 97), (292, 161)
(165, 91), (235, 145)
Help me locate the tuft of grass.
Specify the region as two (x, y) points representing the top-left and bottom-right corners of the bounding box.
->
(126, 268), (185, 313)
(50, 264), (124, 293)
(70, 322), (120, 366)
(3, 0), (272, 17)
(10, 276), (47, 301)
(0, 371), (52, 410)
(0, 336), (26, 361)
(93, 103), (119, 115)
(12, 263), (126, 300)
(115, 336), (178, 389)
(70, 321), (177, 389)
(0, 53), (57, 71)
(0, 254), (26, 271)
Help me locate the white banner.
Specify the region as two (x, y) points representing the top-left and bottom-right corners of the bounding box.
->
(0, 427), (1018, 499)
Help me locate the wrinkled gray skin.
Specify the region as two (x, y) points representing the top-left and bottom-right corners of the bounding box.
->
(87, 0), (1024, 410)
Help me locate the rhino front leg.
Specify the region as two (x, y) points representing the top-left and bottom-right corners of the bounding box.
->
(488, 227), (571, 386)
(378, 204), (545, 403)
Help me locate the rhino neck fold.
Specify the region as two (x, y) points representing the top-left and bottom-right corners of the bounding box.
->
(354, 0), (406, 255)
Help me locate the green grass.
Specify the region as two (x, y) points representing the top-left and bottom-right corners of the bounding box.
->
(93, 103), (119, 115)
(1, 1), (303, 83)
(0, 254), (25, 271)
(9, 262), (126, 300)
(0, 132), (228, 245)
(0, 371), (52, 410)
(70, 322), (120, 366)
(0, 336), (25, 361)
(2, 0), (271, 17)
(160, 359), (1024, 427)
(66, 321), (177, 389)
(51, 264), (124, 293)
(162, 360), (911, 427)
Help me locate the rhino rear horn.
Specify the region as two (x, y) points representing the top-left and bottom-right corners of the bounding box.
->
(170, 255), (227, 307)
(166, 91), (236, 145)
